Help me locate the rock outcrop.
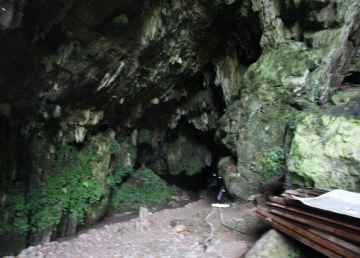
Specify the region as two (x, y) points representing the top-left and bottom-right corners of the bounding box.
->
(217, 0), (360, 199)
(244, 229), (300, 258)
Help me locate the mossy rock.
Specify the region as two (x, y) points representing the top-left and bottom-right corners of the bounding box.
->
(288, 112), (360, 192)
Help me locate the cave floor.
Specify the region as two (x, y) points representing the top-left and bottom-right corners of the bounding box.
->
(13, 190), (264, 258)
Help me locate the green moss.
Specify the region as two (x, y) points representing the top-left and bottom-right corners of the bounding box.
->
(110, 14), (128, 27)
(138, 129), (150, 143)
(180, 157), (203, 176)
(110, 168), (171, 207)
(288, 113), (360, 191)
(168, 155), (204, 176)
(0, 134), (106, 236)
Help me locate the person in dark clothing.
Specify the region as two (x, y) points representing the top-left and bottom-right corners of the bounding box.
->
(208, 175), (219, 197)
(216, 185), (226, 203)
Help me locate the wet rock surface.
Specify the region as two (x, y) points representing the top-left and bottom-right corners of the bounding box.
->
(9, 191), (264, 258)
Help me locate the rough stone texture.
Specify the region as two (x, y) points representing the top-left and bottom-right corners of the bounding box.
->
(244, 229), (298, 258)
(1, 1), (262, 253)
(217, 0), (360, 199)
(218, 156), (258, 198)
(217, 41), (320, 198)
(287, 112), (360, 192)
(1, 0), (360, 255)
(136, 207), (150, 232)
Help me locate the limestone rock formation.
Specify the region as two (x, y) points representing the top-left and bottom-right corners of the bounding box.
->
(0, 0), (360, 255)
(217, 0), (360, 199)
(287, 101), (360, 191)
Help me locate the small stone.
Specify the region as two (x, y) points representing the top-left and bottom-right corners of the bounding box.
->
(173, 225), (187, 233)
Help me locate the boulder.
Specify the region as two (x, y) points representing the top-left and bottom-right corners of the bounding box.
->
(244, 229), (299, 258)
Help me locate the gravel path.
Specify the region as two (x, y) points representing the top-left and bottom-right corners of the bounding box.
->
(7, 191), (263, 258)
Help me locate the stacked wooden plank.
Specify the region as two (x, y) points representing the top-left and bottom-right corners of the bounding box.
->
(253, 188), (360, 258)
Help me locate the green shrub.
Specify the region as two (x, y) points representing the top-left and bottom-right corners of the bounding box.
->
(260, 146), (284, 183)
(110, 168), (171, 207)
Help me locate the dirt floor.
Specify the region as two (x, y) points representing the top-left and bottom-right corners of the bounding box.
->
(6, 190), (268, 258)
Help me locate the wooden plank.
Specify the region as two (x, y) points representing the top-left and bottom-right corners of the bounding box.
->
(284, 190), (306, 197)
(255, 208), (359, 258)
(270, 197), (330, 214)
(268, 202), (360, 232)
(253, 209), (343, 258)
(269, 208), (360, 244)
(269, 196), (286, 204)
(292, 221), (360, 255)
(306, 187), (328, 194)
(296, 189), (324, 197)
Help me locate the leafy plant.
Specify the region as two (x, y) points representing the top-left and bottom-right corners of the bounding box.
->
(250, 161), (262, 172)
(288, 249), (301, 258)
(107, 138), (136, 189)
(0, 134), (107, 236)
(260, 146), (284, 183)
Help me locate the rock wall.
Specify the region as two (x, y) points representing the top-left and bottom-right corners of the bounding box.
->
(0, 0), (360, 255)
(217, 0), (360, 199)
(0, 0), (262, 255)
(287, 99), (360, 191)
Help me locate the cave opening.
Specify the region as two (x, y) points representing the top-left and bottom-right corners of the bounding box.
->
(161, 121), (222, 193)
(161, 166), (213, 191)
(343, 72), (360, 84)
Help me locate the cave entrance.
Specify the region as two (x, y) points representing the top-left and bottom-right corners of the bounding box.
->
(161, 166), (214, 191)
(159, 123), (222, 192)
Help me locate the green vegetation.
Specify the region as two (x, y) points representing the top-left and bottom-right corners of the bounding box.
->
(0, 134), (105, 236)
(260, 146), (284, 183)
(0, 188), (28, 235)
(170, 156), (203, 176)
(291, 110), (325, 131)
(288, 249), (301, 258)
(138, 129), (150, 143)
(110, 14), (128, 27)
(250, 161), (262, 172)
(186, 158), (203, 176)
(331, 90), (348, 105)
(110, 168), (171, 207)
(166, 138), (205, 176)
(107, 138), (136, 189)
(280, 108), (293, 120)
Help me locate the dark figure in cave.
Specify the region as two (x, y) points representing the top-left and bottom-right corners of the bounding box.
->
(208, 174), (219, 197)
